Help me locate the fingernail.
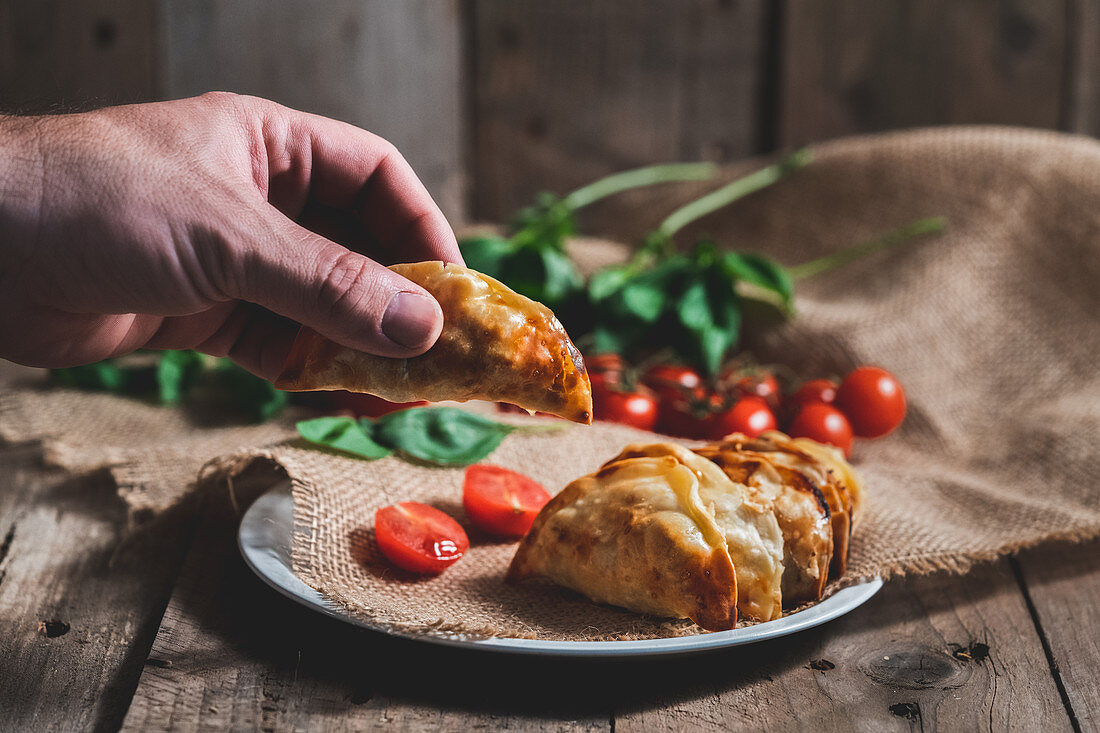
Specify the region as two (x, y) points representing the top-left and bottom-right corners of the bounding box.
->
(381, 292), (440, 350)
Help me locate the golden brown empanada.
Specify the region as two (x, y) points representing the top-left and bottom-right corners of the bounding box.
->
(694, 444), (833, 605)
(275, 261), (592, 423)
(507, 442), (785, 628)
(707, 432), (863, 578)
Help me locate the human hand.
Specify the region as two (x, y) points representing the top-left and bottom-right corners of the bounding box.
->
(0, 92), (462, 380)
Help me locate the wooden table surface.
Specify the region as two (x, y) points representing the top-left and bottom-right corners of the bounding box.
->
(1, 406), (1097, 731)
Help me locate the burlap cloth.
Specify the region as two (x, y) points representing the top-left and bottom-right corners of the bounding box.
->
(1, 127), (1097, 640)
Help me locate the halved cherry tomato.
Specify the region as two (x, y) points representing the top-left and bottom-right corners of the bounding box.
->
(330, 391), (427, 418)
(784, 378), (838, 424)
(788, 403), (854, 457)
(710, 396), (777, 439)
(835, 366), (907, 438)
(462, 465), (551, 538)
(374, 502), (469, 575)
(642, 364), (703, 405)
(594, 384), (659, 431)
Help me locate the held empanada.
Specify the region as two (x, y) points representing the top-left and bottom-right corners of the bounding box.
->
(507, 442), (785, 629)
(275, 261), (592, 424)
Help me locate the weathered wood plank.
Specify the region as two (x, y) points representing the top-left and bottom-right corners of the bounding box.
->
(0, 0), (155, 111)
(158, 0), (467, 223)
(779, 0), (1070, 145)
(1015, 541), (1100, 732)
(471, 0), (766, 222)
(0, 443), (196, 732)
(122, 469), (610, 731)
(1067, 0), (1100, 135)
(615, 561), (1073, 732)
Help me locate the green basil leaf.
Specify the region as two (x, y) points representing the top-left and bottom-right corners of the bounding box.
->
(51, 361), (129, 392)
(207, 360), (289, 422)
(722, 252), (794, 308)
(619, 281), (666, 323)
(677, 279), (714, 331)
(591, 324), (634, 355)
(699, 324), (737, 376)
(297, 417), (392, 459)
(372, 406), (516, 466)
(588, 266), (631, 301)
(155, 350), (206, 404)
(459, 235), (514, 278)
(539, 247), (582, 304)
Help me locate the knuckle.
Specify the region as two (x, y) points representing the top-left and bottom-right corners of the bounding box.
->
(315, 251), (385, 323)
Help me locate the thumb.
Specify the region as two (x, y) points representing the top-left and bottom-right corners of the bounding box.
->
(225, 212), (444, 358)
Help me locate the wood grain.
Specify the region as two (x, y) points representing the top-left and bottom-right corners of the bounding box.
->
(158, 0), (467, 223)
(471, 0), (767, 222)
(615, 561), (1075, 731)
(0, 444), (196, 732)
(1016, 541), (1100, 731)
(779, 0), (1071, 145)
(1067, 0), (1100, 135)
(0, 0), (156, 112)
(121, 468), (610, 731)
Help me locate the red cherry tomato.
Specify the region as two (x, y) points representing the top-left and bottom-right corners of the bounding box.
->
(594, 384), (659, 431)
(462, 465), (551, 538)
(586, 353), (624, 377)
(785, 378), (838, 422)
(787, 403), (854, 457)
(835, 366), (907, 438)
(736, 373), (780, 405)
(330, 391), (427, 418)
(374, 502), (469, 575)
(642, 364), (703, 404)
(657, 389), (724, 439)
(710, 396), (778, 440)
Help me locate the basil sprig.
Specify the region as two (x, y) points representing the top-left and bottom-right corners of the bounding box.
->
(296, 406), (560, 467)
(579, 149), (946, 376)
(460, 162), (716, 312)
(50, 350), (288, 423)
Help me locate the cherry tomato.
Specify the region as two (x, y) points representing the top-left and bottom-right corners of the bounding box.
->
(835, 366), (907, 438)
(586, 353), (624, 377)
(462, 465), (551, 538)
(642, 364), (703, 404)
(374, 502), (469, 575)
(787, 403), (854, 457)
(736, 373), (781, 407)
(785, 378), (838, 422)
(594, 384), (659, 431)
(657, 390), (724, 439)
(710, 396), (778, 440)
(330, 391), (427, 418)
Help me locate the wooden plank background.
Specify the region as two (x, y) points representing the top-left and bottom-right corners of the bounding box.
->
(0, 0), (1097, 227)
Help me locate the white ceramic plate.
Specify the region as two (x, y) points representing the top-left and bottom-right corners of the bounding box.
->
(239, 481), (882, 658)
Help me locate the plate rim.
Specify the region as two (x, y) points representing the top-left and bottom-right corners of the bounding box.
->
(238, 480), (883, 658)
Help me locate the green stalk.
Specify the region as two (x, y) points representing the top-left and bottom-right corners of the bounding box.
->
(787, 216), (947, 280)
(656, 148), (812, 239)
(561, 162), (717, 211)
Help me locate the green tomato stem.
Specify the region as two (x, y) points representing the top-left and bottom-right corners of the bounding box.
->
(787, 216), (947, 280)
(561, 162), (717, 211)
(656, 148), (812, 238)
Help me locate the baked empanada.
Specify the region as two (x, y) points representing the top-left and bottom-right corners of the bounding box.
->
(708, 432), (863, 578)
(275, 261), (592, 423)
(694, 443), (833, 605)
(507, 442), (785, 629)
